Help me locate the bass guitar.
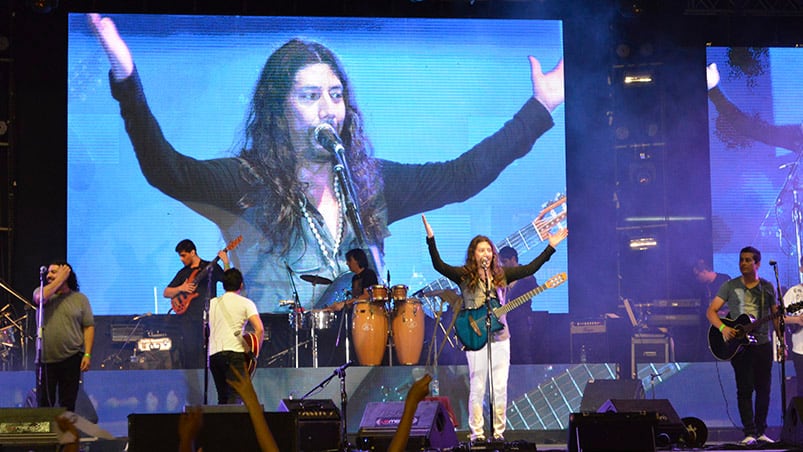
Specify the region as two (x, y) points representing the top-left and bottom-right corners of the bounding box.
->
(243, 331), (261, 376)
(708, 300), (803, 361)
(455, 273), (567, 351)
(171, 235), (243, 315)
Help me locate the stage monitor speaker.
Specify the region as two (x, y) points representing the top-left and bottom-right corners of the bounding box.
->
(278, 398), (341, 420)
(128, 411), (340, 452)
(598, 399), (685, 446)
(782, 396), (803, 447)
(568, 412), (656, 452)
(0, 407), (66, 446)
(579, 379), (644, 412)
(356, 400), (458, 451)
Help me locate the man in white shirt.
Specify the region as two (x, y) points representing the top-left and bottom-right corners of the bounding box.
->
(208, 268), (264, 404)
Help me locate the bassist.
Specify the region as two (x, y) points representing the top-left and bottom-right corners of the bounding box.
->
(422, 214), (567, 443)
(164, 239), (230, 369)
(706, 246), (779, 446)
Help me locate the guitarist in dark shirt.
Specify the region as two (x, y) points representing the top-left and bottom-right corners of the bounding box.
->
(706, 246), (779, 446)
(164, 239), (229, 369)
(422, 214), (566, 442)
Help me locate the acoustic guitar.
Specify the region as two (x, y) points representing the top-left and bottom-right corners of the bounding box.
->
(708, 300), (803, 361)
(170, 236), (243, 315)
(242, 331), (261, 376)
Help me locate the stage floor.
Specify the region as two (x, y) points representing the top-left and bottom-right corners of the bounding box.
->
(0, 362), (799, 450)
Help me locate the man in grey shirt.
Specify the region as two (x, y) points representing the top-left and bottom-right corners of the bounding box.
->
(34, 261), (94, 412)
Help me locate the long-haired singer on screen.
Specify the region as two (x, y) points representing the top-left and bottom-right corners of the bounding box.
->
(87, 13), (565, 312)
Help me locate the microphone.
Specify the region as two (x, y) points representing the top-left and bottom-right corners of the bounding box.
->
(769, 260), (778, 266)
(313, 123), (345, 155)
(481, 257), (489, 269)
(333, 360), (353, 375)
(39, 266), (47, 275)
(279, 299), (295, 306)
(284, 260), (294, 274)
(387, 270), (391, 286)
(779, 161), (798, 170)
(132, 312), (152, 321)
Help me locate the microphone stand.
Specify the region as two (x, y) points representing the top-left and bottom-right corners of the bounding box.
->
(35, 268), (46, 406)
(285, 264), (302, 368)
(483, 265), (496, 438)
(771, 261), (787, 423)
(300, 360), (353, 450)
(332, 151), (380, 275)
(203, 266), (214, 405)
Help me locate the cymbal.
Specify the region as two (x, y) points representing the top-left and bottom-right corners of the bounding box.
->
(300, 274), (333, 285)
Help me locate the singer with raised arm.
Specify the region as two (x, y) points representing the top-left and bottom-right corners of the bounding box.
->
(87, 14), (565, 313)
(421, 214), (566, 443)
(33, 261), (94, 412)
(705, 246), (780, 446)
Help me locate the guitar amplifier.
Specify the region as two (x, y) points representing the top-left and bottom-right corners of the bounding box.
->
(277, 399), (341, 420)
(570, 319), (608, 363)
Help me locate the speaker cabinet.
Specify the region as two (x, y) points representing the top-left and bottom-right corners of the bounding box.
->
(128, 411), (340, 452)
(782, 396), (803, 447)
(579, 379), (644, 412)
(568, 412), (656, 452)
(598, 398), (685, 445)
(356, 400), (458, 451)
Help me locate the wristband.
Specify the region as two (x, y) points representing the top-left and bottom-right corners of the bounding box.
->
(718, 324), (726, 332)
(83, 353), (91, 358)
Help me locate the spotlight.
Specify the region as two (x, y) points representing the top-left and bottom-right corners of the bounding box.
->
(27, 0), (58, 14)
(629, 237), (658, 251)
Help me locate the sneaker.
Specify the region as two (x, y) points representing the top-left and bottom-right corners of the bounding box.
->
(757, 434), (775, 443)
(492, 434), (505, 442)
(739, 435), (757, 446)
(469, 433), (486, 443)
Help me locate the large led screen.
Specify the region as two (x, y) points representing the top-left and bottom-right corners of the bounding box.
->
(68, 14), (566, 315)
(707, 47), (803, 286)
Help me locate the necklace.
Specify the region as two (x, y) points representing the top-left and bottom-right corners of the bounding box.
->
(299, 181), (346, 275)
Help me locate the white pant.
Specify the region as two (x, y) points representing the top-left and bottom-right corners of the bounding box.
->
(465, 338), (510, 439)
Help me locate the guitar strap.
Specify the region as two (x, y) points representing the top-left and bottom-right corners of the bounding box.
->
(212, 293), (246, 348)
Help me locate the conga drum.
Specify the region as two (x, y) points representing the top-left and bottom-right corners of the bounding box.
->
(369, 285), (389, 304)
(352, 301), (388, 366)
(392, 298), (424, 365)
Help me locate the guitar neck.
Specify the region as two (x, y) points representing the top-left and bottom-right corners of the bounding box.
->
(493, 283), (549, 317)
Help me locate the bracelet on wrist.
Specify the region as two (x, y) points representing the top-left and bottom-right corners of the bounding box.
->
(718, 324), (726, 332)
(83, 353), (91, 358)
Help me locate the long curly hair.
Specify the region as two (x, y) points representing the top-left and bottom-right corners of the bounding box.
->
(463, 235), (505, 292)
(236, 39), (384, 255)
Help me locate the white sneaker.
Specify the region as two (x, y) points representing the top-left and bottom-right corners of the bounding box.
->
(739, 435), (757, 446)
(757, 434), (775, 443)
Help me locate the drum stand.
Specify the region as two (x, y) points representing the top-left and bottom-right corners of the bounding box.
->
(385, 302), (394, 367)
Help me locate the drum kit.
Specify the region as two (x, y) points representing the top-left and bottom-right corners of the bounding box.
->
(286, 275), (425, 367)
(0, 303), (26, 370)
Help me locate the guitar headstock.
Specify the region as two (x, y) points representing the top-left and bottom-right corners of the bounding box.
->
(226, 235), (243, 251)
(545, 272), (567, 289)
(534, 193), (567, 241)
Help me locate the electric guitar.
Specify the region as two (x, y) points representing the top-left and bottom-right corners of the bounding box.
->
(414, 194), (567, 303)
(242, 331), (261, 376)
(454, 273), (567, 351)
(708, 300), (803, 361)
(171, 235), (243, 315)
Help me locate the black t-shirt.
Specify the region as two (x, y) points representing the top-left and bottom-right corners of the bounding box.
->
(168, 259), (225, 319)
(351, 268), (379, 298)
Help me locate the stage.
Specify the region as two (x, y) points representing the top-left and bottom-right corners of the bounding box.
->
(1, 362), (801, 450)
